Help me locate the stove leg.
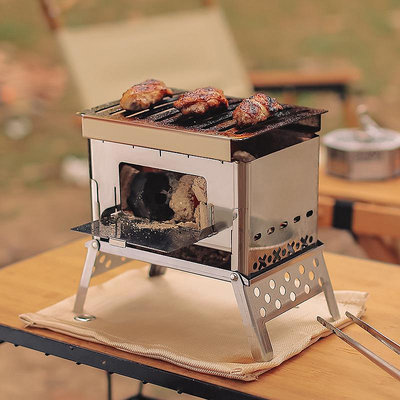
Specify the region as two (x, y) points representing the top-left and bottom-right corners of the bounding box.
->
(230, 273), (273, 362)
(320, 256), (340, 320)
(148, 264), (166, 277)
(73, 239), (99, 320)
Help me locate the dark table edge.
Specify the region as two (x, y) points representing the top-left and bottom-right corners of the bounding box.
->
(0, 324), (268, 400)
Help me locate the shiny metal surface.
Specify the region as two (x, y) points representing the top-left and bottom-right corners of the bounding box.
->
(71, 101), (339, 361)
(81, 95), (324, 140)
(323, 125), (400, 180)
(72, 238), (234, 318)
(232, 243), (339, 361)
(73, 239), (99, 315)
(72, 218), (218, 253)
(317, 316), (400, 381)
(243, 138), (320, 275)
(90, 140), (236, 253)
(345, 312), (400, 355)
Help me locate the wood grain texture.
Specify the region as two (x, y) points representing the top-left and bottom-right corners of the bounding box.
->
(1, 239), (399, 399)
(319, 168), (400, 208)
(318, 195), (400, 238)
(318, 169), (400, 239)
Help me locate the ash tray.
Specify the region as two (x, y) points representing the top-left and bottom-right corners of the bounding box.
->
(72, 211), (224, 254)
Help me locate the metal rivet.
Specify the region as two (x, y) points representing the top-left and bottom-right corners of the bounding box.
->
(74, 314), (96, 322)
(92, 241), (98, 249)
(230, 273), (238, 281)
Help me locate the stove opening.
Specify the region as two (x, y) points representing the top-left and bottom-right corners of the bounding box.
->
(119, 163), (208, 229)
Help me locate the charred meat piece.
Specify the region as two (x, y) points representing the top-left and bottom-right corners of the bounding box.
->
(173, 87), (228, 116)
(120, 79), (173, 111)
(233, 93), (283, 127)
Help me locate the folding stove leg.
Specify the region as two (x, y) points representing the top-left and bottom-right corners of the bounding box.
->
(320, 255), (340, 321)
(230, 273), (273, 362)
(72, 239), (99, 321)
(230, 247), (340, 361)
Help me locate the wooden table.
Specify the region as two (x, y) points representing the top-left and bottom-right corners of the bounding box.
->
(0, 240), (399, 399)
(319, 168), (400, 262)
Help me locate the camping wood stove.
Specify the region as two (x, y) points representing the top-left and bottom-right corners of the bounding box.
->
(72, 91), (340, 361)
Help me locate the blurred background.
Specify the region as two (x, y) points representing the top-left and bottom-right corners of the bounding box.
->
(1, 1), (400, 398)
(1, 0), (400, 268)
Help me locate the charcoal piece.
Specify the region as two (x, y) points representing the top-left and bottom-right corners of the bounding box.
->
(127, 172), (174, 221)
(169, 245), (231, 269)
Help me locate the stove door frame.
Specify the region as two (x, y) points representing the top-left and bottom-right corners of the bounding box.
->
(88, 139), (237, 253)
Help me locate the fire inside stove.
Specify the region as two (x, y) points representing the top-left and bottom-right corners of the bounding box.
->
(118, 163), (209, 230)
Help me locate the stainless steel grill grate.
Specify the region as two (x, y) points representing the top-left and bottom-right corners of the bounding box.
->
(82, 89), (326, 140)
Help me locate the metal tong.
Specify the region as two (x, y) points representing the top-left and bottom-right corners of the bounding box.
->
(317, 312), (400, 381)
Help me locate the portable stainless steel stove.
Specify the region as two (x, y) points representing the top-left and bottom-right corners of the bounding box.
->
(72, 91), (340, 361)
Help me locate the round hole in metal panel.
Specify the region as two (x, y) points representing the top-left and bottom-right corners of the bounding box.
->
(306, 210), (313, 218)
(293, 216), (301, 223)
(294, 278), (301, 288)
(309, 271), (315, 280)
(275, 299), (281, 309)
(264, 293), (271, 303)
(254, 233), (261, 241)
(121, 257), (126, 262)
(309, 236), (313, 243)
(99, 255), (106, 263)
(280, 221), (288, 229)
(290, 292), (296, 301)
(279, 285), (286, 295)
(267, 227), (275, 235)
(254, 287), (260, 297)
(299, 265), (305, 274)
(304, 284), (310, 294)
(269, 279), (276, 289)
(253, 262), (258, 270)
(318, 277), (323, 287)
(284, 272), (290, 282)
(105, 259), (112, 268)
(296, 242), (300, 249)
(313, 258), (319, 267)
(259, 307), (266, 317)
(268, 255), (272, 263)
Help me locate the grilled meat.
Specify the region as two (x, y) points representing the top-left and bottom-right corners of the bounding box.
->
(120, 79), (173, 111)
(233, 93), (283, 127)
(174, 87), (228, 115)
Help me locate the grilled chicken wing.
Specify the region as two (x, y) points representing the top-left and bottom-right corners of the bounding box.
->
(233, 93), (283, 127)
(173, 87), (228, 116)
(120, 79), (173, 111)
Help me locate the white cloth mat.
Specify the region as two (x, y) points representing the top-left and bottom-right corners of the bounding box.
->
(20, 267), (368, 381)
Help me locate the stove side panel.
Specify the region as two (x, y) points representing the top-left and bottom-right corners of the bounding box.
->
(243, 138), (320, 275)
